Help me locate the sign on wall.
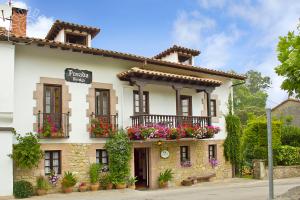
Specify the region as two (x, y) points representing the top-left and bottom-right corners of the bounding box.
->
(65, 68), (92, 84)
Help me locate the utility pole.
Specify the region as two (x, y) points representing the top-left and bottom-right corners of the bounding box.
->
(266, 108), (274, 200)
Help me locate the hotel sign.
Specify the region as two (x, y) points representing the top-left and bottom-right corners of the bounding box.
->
(65, 68), (92, 84)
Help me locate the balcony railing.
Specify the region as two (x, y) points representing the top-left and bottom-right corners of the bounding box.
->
(37, 111), (69, 138)
(90, 113), (118, 138)
(130, 114), (210, 128)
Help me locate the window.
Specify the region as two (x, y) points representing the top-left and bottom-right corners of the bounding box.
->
(180, 95), (192, 116)
(96, 149), (109, 172)
(44, 151), (61, 175)
(210, 99), (217, 117)
(133, 91), (149, 115)
(178, 54), (192, 65)
(180, 146), (190, 162)
(65, 33), (87, 45)
(44, 84), (62, 129)
(95, 89), (110, 116)
(208, 145), (217, 160)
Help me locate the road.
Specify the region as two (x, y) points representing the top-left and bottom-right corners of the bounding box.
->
(5, 177), (300, 200)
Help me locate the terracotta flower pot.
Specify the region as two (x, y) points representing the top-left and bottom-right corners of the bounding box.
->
(90, 183), (99, 191)
(36, 189), (47, 196)
(128, 185), (136, 189)
(115, 183), (127, 189)
(159, 182), (168, 188)
(62, 187), (73, 193)
(79, 185), (88, 192)
(106, 183), (113, 190)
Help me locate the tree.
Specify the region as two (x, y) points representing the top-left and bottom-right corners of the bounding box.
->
(224, 94), (242, 177)
(233, 70), (271, 125)
(275, 24), (300, 98)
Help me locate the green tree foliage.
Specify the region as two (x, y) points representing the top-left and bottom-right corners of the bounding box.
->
(281, 125), (300, 147)
(274, 145), (300, 165)
(233, 70), (271, 125)
(275, 24), (300, 98)
(105, 131), (132, 184)
(224, 94), (242, 176)
(10, 132), (43, 169)
(241, 117), (282, 165)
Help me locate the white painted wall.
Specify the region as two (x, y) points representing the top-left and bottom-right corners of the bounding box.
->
(0, 130), (13, 196)
(54, 29), (65, 42)
(161, 52), (178, 63)
(12, 44), (231, 144)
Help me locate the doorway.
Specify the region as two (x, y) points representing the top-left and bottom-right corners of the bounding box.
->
(134, 148), (150, 189)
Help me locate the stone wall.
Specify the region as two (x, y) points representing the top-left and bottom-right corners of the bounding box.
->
(14, 140), (231, 192)
(267, 165), (300, 179)
(272, 99), (300, 128)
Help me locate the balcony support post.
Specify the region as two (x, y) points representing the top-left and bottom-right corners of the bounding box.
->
(206, 90), (212, 126)
(173, 85), (182, 126)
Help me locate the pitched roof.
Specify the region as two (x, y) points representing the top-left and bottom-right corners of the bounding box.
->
(0, 33), (246, 80)
(154, 45), (200, 59)
(272, 98), (300, 111)
(118, 67), (222, 86)
(45, 20), (100, 40)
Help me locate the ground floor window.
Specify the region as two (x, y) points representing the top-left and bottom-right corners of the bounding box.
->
(208, 144), (217, 160)
(44, 150), (61, 175)
(180, 146), (191, 167)
(96, 149), (109, 172)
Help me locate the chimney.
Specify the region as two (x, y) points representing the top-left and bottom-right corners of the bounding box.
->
(11, 7), (27, 37)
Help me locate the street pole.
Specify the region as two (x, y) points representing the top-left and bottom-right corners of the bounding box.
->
(266, 108), (274, 200)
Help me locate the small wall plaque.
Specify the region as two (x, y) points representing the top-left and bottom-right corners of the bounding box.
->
(65, 68), (92, 84)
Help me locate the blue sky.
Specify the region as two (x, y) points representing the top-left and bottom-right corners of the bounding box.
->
(1, 0), (300, 107)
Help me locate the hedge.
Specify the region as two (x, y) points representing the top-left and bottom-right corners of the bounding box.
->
(281, 125), (300, 147)
(274, 145), (300, 165)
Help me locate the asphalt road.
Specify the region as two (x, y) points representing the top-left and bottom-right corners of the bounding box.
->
(4, 177), (300, 200)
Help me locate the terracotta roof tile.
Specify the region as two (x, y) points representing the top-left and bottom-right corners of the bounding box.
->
(0, 33), (246, 80)
(45, 20), (100, 40)
(118, 67), (222, 86)
(154, 45), (200, 59)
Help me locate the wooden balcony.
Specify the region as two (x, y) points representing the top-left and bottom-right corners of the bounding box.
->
(37, 111), (70, 138)
(130, 114), (210, 128)
(90, 113), (118, 138)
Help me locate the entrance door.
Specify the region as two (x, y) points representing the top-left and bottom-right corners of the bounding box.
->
(134, 148), (150, 189)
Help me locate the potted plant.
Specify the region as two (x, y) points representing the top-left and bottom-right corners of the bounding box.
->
(36, 176), (50, 196)
(99, 173), (113, 190)
(61, 171), (77, 193)
(78, 182), (88, 192)
(158, 169), (174, 188)
(127, 176), (137, 189)
(114, 177), (127, 189)
(89, 163), (101, 191)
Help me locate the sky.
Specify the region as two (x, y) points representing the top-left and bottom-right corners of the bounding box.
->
(1, 0), (300, 108)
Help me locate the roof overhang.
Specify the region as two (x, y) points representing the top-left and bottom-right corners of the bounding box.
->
(118, 67), (222, 87)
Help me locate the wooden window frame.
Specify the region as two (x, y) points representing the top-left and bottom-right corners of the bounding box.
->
(95, 89), (110, 116)
(44, 150), (61, 175)
(210, 99), (217, 117)
(179, 95), (192, 116)
(208, 144), (217, 160)
(65, 32), (87, 46)
(96, 149), (109, 172)
(180, 146), (190, 162)
(133, 90), (149, 115)
(43, 84), (62, 114)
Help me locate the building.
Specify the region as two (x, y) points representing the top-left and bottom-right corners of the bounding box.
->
(0, 5), (245, 196)
(272, 98), (300, 127)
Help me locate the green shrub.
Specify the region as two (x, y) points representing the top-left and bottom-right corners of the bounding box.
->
(13, 181), (34, 199)
(36, 176), (50, 190)
(89, 163), (102, 184)
(10, 132), (43, 169)
(158, 169), (174, 184)
(241, 118), (282, 164)
(61, 171), (77, 188)
(281, 125), (300, 147)
(105, 131), (132, 184)
(274, 145), (300, 166)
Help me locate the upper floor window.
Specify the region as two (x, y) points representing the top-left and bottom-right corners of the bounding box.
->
(208, 144), (217, 160)
(44, 150), (61, 175)
(133, 91), (149, 115)
(180, 95), (192, 116)
(65, 33), (87, 45)
(178, 54), (192, 65)
(210, 99), (217, 117)
(44, 84), (62, 129)
(95, 89), (110, 116)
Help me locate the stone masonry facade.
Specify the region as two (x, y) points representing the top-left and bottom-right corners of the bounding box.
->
(14, 140), (231, 192)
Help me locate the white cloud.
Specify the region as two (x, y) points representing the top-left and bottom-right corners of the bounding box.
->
(197, 0), (227, 9)
(12, 1), (27, 9)
(27, 15), (54, 38)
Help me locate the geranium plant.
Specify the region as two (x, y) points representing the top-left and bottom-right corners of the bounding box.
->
(38, 116), (62, 138)
(90, 118), (115, 137)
